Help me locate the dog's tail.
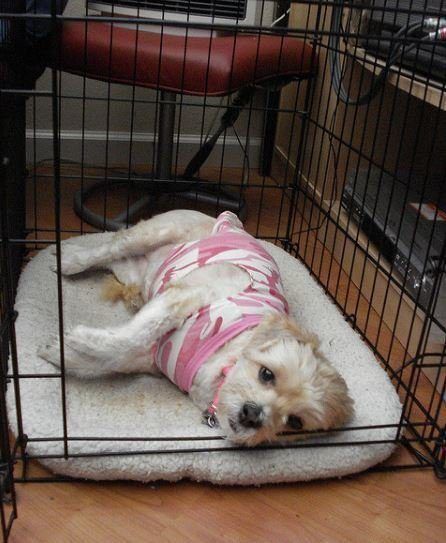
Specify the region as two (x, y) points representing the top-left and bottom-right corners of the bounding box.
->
(102, 276), (143, 313)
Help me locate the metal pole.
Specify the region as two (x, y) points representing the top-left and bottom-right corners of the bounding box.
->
(156, 91), (176, 180)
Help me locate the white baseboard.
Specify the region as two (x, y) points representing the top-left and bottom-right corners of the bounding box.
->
(26, 129), (262, 168)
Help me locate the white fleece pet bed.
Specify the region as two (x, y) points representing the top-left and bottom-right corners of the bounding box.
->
(7, 233), (402, 484)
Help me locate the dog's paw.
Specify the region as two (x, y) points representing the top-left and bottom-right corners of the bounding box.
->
(163, 286), (215, 320)
(38, 330), (94, 377)
(48, 247), (88, 275)
(59, 246), (93, 275)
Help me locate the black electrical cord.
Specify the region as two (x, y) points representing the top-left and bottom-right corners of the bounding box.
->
(329, 4), (426, 106)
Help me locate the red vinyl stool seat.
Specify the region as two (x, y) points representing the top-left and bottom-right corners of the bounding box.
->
(58, 22), (316, 95)
(55, 21), (317, 229)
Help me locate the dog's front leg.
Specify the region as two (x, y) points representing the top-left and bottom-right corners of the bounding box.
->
(39, 286), (209, 378)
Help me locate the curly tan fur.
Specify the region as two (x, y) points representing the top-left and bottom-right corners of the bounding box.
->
(102, 276), (143, 313)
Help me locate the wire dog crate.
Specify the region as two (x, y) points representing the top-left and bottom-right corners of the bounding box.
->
(1, 0), (446, 539)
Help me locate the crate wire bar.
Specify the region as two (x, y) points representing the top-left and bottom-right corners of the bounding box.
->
(1, 0), (446, 538)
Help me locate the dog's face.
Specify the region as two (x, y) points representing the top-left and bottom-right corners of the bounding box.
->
(216, 315), (354, 446)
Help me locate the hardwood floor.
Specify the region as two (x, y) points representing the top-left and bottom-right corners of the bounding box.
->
(9, 471), (446, 543)
(6, 167), (446, 542)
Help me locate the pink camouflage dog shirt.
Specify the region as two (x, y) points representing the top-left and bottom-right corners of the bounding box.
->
(149, 211), (289, 392)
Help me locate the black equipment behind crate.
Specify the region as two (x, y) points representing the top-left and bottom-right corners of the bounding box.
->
(0, 0), (445, 540)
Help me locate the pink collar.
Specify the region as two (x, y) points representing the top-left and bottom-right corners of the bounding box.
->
(203, 362), (236, 428)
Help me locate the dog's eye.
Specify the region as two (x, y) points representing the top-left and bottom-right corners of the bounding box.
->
(259, 366), (275, 384)
(287, 415), (303, 430)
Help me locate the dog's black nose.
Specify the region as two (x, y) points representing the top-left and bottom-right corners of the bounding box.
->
(239, 402), (263, 429)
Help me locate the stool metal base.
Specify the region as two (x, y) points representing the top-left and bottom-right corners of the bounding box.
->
(74, 178), (246, 231)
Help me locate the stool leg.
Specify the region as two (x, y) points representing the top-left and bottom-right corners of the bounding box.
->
(156, 91), (176, 180)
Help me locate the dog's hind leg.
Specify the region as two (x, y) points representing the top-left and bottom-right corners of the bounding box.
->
(38, 284), (210, 378)
(60, 210), (215, 275)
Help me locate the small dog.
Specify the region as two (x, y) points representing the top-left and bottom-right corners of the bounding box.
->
(40, 210), (353, 446)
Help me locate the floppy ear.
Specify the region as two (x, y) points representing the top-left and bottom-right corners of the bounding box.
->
(314, 361), (354, 429)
